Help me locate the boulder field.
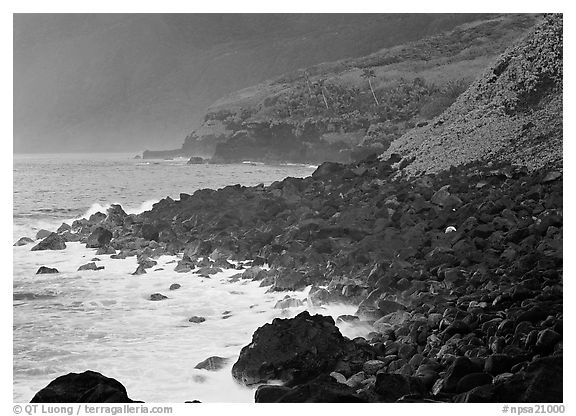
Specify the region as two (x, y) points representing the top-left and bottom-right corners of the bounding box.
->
(27, 153), (563, 402)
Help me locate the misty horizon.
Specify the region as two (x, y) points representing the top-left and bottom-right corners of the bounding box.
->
(14, 13), (489, 154)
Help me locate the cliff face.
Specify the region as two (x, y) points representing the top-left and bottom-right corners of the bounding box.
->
(174, 14), (538, 164)
(383, 14), (562, 175)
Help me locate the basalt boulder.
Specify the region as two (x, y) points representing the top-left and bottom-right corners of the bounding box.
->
(455, 355), (563, 403)
(31, 233), (66, 251)
(86, 227), (113, 249)
(255, 374), (367, 403)
(232, 311), (352, 386)
(30, 370), (137, 403)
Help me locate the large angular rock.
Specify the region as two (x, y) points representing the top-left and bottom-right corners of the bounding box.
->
(30, 370), (136, 403)
(86, 227), (113, 249)
(455, 355), (562, 403)
(374, 373), (428, 402)
(255, 375), (366, 403)
(232, 311), (351, 385)
(14, 237), (34, 246)
(31, 233), (66, 251)
(194, 356), (229, 371)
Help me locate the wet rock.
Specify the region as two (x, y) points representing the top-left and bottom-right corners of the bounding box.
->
(86, 227), (113, 249)
(96, 246), (116, 255)
(232, 311), (351, 385)
(336, 315), (359, 324)
(196, 266), (222, 277)
(140, 223), (159, 241)
(374, 373), (427, 402)
(271, 269), (307, 291)
(104, 204), (127, 227)
(31, 233), (66, 251)
(436, 356), (480, 394)
(169, 283), (181, 290)
(456, 372), (493, 393)
(345, 371), (366, 389)
(78, 262), (104, 271)
(254, 385), (293, 403)
(30, 370), (136, 403)
(484, 354), (517, 375)
(187, 156), (205, 164)
(131, 265), (147, 275)
(330, 372), (347, 384)
(56, 223), (71, 233)
(138, 257), (158, 269)
(308, 287), (332, 306)
(189, 316), (206, 323)
(149, 293), (168, 301)
(541, 171), (561, 183)
(377, 299), (406, 315)
(36, 266), (59, 274)
(194, 356), (228, 371)
(430, 188), (462, 208)
(312, 162), (346, 178)
(174, 256), (196, 273)
(261, 375), (366, 402)
(14, 237), (34, 246)
(363, 360), (386, 375)
(535, 329), (561, 353)
(274, 296), (304, 309)
(455, 355), (562, 403)
(36, 229), (52, 240)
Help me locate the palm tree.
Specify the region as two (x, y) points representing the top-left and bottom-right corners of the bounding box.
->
(303, 71), (313, 96)
(361, 68), (379, 106)
(317, 79), (329, 110)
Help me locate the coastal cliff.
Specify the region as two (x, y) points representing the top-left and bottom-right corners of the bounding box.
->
(30, 14), (562, 403)
(144, 14), (538, 164)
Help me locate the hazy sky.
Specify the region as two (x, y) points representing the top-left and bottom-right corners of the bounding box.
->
(13, 13), (485, 154)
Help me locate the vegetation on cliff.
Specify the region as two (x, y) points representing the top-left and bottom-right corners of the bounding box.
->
(179, 14), (538, 164)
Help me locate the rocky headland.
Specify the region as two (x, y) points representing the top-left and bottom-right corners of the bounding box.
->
(24, 14), (562, 403)
(142, 14), (539, 165)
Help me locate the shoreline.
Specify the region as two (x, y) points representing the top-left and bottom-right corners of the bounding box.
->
(14, 155), (563, 403)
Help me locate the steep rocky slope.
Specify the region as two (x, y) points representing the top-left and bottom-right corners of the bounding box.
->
(383, 14), (562, 175)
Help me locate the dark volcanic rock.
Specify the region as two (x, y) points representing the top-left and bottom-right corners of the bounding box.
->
(96, 245), (116, 255)
(256, 375), (367, 403)
(131, 265), (147, 275)
(31, 233), (66, 251)
(169, 283), (181, 290)
(189, 316), (206, 323)
(78, 262), (104, 271)
(194, 356), (229, 371)
(271, 269), (307, 291)
(36, 229), (52, 240)
(86, 227), (113, 248)
(254, 385), (293, 403)
(30, 370), (136, 403)
(149, 293), (168, 301)
(14, 237), (34, 246)
(232, 311), (351, 385)
(36, 266), (59, 274)
(455, 355), (563, 403)
(187, 156), (205, 164)
(374, 373), (427, 402)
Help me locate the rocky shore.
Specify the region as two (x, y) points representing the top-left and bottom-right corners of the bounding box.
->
(23, 153), (563, 403)
(21, 15), (562, 403)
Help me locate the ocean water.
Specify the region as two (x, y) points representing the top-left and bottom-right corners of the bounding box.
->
(13, 154), (371, 402)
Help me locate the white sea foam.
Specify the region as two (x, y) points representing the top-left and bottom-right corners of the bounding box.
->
(13, 243), (369, 402)
(78, 199), (158, 220)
